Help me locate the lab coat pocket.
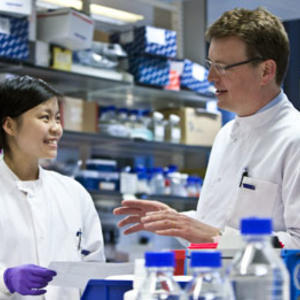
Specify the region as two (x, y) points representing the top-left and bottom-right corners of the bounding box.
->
(229, 177), (279, 228)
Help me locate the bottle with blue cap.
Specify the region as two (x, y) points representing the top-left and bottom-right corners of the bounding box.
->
(184, 251), (234, 299)
(228, 217), (290, 300)
(136, 251), (182, 300)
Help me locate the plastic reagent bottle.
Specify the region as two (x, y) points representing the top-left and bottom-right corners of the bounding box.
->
(184, 251), (234, 300)
(136, 251), (182, 300)
(228, 217), (290, 300)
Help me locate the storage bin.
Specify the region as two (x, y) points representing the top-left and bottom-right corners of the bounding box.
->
(0, 0), (31, 16)
(37, 8), (94, 50)
(81, 279), (132, 300)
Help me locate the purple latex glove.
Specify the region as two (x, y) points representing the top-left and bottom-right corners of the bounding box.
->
(4, 264), (57, 295)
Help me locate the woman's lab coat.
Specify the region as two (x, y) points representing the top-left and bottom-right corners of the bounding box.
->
(0, 158), (105, 300)
(188, 92), (300, 248)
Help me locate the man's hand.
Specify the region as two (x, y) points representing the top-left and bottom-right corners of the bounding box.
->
(140, 210), (220, 243)
(4, 264), (57, 295)
(113, 199), (175, 234)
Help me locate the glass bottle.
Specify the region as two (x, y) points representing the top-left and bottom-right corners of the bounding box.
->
(228, 217), (290, 300)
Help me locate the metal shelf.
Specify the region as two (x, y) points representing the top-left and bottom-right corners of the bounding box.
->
(60, 130), (211, 158)
(91, 190), (198, 212)
(87, 84), (216, 110)
(0, 58), (133, 99)
(0, 58), (216, 109)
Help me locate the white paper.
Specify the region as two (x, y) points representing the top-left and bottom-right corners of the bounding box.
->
(48, 261), (134, 289)
(146, 26), (166, 45)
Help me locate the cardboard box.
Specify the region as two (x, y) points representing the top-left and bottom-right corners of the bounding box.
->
(61, 97), (83, 132)
(93, 29), (110, 43)
(37, 8), (94, 50)
(82, 101), (98, 133)
(0, 14), (29, 60)
(129, 55), (170, 87)
(111, 25), (177, 58)
(61, 97), (98, 133)
(0, 0), (31, 16)
(160, 107), (222, 146)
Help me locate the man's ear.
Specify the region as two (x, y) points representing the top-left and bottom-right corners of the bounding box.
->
(2, 117), (17, 136)
(260, 59), (277, 86)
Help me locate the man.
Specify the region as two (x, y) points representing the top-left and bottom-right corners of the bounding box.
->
(114, 7), (300, 248)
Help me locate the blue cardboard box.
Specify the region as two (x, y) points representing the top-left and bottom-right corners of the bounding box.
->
(180, 59), (214, 95)
(129, 55), (170, 87)
(111, 26), (177, 58)
(0, 14), (29, 60)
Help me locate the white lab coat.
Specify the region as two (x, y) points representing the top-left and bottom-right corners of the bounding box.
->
(0, 158), (105, 300)
(186, 92), (300, 248)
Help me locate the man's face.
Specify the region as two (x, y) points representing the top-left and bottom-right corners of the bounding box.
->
(207, 36), (263, 116)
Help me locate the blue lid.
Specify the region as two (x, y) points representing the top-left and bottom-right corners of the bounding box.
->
(240, 217), (272, 235)
(145, 252), (175, 267)
(190, 251), (222, 268)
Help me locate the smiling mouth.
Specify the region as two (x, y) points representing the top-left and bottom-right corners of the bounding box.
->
(44, 139), (58, 146)
(216, 89), (228, 95)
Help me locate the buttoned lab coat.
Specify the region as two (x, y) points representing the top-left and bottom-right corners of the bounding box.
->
(186, 92), (300, 248)
(0, 158), (105, 300)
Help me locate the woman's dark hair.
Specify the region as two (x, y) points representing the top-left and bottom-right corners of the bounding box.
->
(0, 75), (62, 150)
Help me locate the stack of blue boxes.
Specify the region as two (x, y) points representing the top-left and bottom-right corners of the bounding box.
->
(0, 14), (29, 60)
(111, 26), (177, 87)
(180, 59), (214, 95)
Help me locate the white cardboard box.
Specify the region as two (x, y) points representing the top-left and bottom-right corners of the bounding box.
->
(0, 0), (31, 16)
(37, 8), (94, 50)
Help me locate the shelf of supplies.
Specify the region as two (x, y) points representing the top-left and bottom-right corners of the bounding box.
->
(0, 58), (133, 98)
(60, 130), (211, 158)
(0, 58), (216, 108)
(87, 84), (216, 109)
(90, 190), (198, 211)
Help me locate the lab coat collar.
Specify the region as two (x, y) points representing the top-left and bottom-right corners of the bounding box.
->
(234, 91), (288, 131)
(0, 157), (43, 195)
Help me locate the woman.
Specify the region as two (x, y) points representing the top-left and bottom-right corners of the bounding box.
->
(0, 76), (105, 299)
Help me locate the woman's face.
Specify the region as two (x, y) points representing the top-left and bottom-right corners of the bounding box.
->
(7, 97), (63, 160)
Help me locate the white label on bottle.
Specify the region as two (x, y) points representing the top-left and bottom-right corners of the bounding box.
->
(99, 181), (115, 191)
(120, 173), (137, 194)
(155, 126), (164, 140)
(146, 27), (166, 45)
(0, 17), (10, 35)
(192, 63), (206, 81)
(172, 128), (181, 140)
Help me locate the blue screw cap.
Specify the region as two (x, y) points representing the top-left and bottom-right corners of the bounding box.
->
(145, 252), (175, 267)
(240, 217), (272, 235)
(190, 251), (222, 268)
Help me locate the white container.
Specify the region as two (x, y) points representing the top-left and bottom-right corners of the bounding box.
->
(0, 0), (31, 16)
(37, 8), (94, 50)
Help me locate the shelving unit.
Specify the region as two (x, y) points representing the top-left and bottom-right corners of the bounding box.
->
(61, 130), (211, 158)
(91, 190), (198, 212)
(0, 59), (214, 204)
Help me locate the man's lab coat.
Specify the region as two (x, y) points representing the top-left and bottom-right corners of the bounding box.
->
(187, 92), (300, 248)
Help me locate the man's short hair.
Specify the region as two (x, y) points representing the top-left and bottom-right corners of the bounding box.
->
(206, 7), (289, 85)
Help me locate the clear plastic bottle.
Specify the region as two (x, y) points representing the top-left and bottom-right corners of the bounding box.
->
(149, 167), (165, 195)
(149, 111), (165, 142)
(165, 114), (181, 143)
(228, 217), (290, 300)
(136, 251), (182, 300)
(185, 251), (234, 300)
